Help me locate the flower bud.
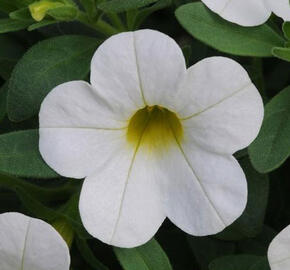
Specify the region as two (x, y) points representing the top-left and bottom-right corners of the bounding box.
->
(29, 0), (64, 21)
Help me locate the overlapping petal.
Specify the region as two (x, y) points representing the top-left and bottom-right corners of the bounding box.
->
(265, 0), (290, 22)
(175, 57), (263, 154)
(90, 29), (186, 109)
(201, 0), (271, 26)
(159, 143), (247, 236)
(79, 143), (165, 248)
(268, 225), (290, 270)
(0, 212), (70, 270)
(39, 81), (128, 178)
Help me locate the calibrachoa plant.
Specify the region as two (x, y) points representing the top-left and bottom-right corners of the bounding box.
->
(0, 0), (290, 270)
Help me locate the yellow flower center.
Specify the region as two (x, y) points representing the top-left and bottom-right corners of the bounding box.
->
(127, 105), (183, 153)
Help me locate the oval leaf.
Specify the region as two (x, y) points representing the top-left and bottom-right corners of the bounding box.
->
(175, 2), (284, 57)
(0, 18), (31, 34)
(283, 22), (290, 40)
(0, 129), (58, 178)
(8, 35), (100, 122)
(272, 47), (290, 62)
(114, 239), (172, 270)
(249, 86), (290, 173)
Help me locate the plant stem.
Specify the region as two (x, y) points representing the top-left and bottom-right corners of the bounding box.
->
(77, 11), (118, 36)
(106, 12), (127, 31)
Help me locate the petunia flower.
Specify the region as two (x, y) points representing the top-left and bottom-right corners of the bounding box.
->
(268, 225), (290, 270)
(39, 29), (264, 248)
(0, 212), (70, 270)
(201, 0), (290, 26)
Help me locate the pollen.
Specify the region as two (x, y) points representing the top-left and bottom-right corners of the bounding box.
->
(127, 105), (183, 152)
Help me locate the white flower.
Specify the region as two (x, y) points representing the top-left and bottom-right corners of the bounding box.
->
(0, 212), (70, 270)
(201, 0), (290, 26)
(268, 225), (290, 270)
(39, 29), (264, 248)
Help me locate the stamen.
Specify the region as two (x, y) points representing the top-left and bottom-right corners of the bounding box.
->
(127, 105), (183, 153)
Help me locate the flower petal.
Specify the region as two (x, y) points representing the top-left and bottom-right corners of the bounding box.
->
(160, 143), (247, 236)
(177, 57), (264, 154)
(201, 0), (271, 26)
(0, 212), (70, 270)
(39, 128), (126, 178)
(39, 80), (129, 178)
(265, 0), (290, 22)
(39, 80), (128, 129)
(90, 29), (186, 109)
(79, 143), (166, 248)
(268, 225), (290, 270)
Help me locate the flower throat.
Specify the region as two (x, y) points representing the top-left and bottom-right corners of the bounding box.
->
(127, 105), (183, 151)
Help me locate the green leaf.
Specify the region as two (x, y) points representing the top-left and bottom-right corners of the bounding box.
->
(0, 129), (58, 178)
(272, 47), (290, 62)
(0, 173), (76, 203)
(175, 2), (284, 57)
(187, 236), (235, 270)
(0, 35), (25, 80)
(217, 157), (269, 240)
(98, 0), (158, 13)
(8, 35), (100, 122)
(237, 226), (276, 256)
(46, 6), (79, 21)
(114, 238), (172, 270)
(282, 22), (290, 40)
(28, 19), (57, 31)
(0, 83), (8, 122)
(0, 173), (60, 219)
(76, 237), (110, 270)
(249, 86), (290, 173)
(0, 18), (31, 33)
(9, 7), (32, 21)
(58, 192), (91, 239)
(134, 0), (171, 29)
(249, 257), (270, 270)
(79, 0), (97, 19)
(209, 255), (268, 270)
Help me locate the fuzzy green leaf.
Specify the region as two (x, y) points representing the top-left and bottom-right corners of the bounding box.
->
(0, 129), (58, 178)
(272, 47), (290, 62)
(28, 19), (57, 31)
(46, 6), (79, 21)
(175, 2), (284, 57)
(9, 7), (32, 21)
(249, 86), (290, 173)
(8, 35), (99, 122)
(114, 239), (172, 270)
(0, 18), (31, 33)
(282, 22), (290, 40)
